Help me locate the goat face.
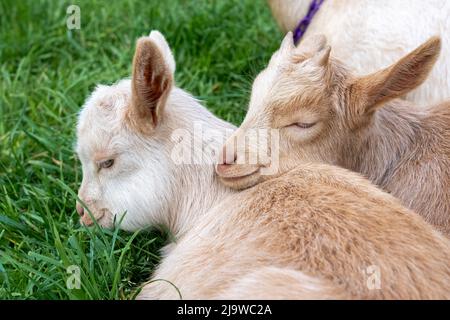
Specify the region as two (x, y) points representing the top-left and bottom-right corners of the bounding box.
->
(75, 31), (177, 231)
(216, 33), (440, 190)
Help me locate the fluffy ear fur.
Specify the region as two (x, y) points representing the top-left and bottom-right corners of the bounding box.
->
(311, 45), (331, 66)
(127, 31), (175, 133)
(148, 30), (176, 74)
(349, 36), (441, 114)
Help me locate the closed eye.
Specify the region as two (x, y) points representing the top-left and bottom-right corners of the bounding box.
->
(293, 122), (316, 129)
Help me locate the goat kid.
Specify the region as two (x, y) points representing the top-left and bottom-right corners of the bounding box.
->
(217, 34), (450, 236)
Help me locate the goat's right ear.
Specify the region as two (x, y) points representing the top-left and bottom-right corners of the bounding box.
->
(127, 31), (175, 134)
(348, 36), (441, 115)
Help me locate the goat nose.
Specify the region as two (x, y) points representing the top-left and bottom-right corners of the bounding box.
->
(76, 202), (84, 216)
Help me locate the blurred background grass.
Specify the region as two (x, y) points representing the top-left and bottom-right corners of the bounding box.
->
(0, 0), (280, 299)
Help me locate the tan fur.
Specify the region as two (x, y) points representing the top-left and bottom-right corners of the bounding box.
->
(214, 267), (347, 300)
(142, 164), (450, 299)
(217, 35), (450, 236)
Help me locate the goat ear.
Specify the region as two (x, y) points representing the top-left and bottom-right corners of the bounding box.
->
(280, 31), (295, 52)
(311, 45), (331, 66)
(293, 34), (330, 66)
(127, 31), (174, 133)
(349, 36), (441, 114)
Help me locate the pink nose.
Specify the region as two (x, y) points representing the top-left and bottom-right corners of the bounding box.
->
(76, 202), (84, 216)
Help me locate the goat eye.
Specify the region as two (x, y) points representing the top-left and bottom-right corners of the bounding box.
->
(99, 159), (114, 169)
(295, 122), (316, 129)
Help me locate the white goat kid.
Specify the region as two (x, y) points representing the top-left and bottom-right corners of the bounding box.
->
(76, 33), (233, 233)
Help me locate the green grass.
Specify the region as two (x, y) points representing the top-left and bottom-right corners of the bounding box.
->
(0, 0), (280, 299)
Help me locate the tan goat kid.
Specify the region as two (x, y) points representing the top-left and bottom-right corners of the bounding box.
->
(76, 31), (450, 299)
(217, 34), (450, 236)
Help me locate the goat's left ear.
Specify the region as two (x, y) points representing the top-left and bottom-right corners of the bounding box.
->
(127, 31), (175, 134)
(348, 36), (441, 115)
(280, 31), (295, 52)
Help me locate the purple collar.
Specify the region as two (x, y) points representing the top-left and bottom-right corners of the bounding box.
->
(293, 0), (325, 44)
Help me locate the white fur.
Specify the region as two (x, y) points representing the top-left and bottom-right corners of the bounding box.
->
(76, 82), (233, 232)
(268, 0), (450, 105)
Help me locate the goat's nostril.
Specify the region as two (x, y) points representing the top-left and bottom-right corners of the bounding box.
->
(76, 202), (84, 217)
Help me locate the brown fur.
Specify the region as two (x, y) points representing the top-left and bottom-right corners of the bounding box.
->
(126, 37), (173, 134)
